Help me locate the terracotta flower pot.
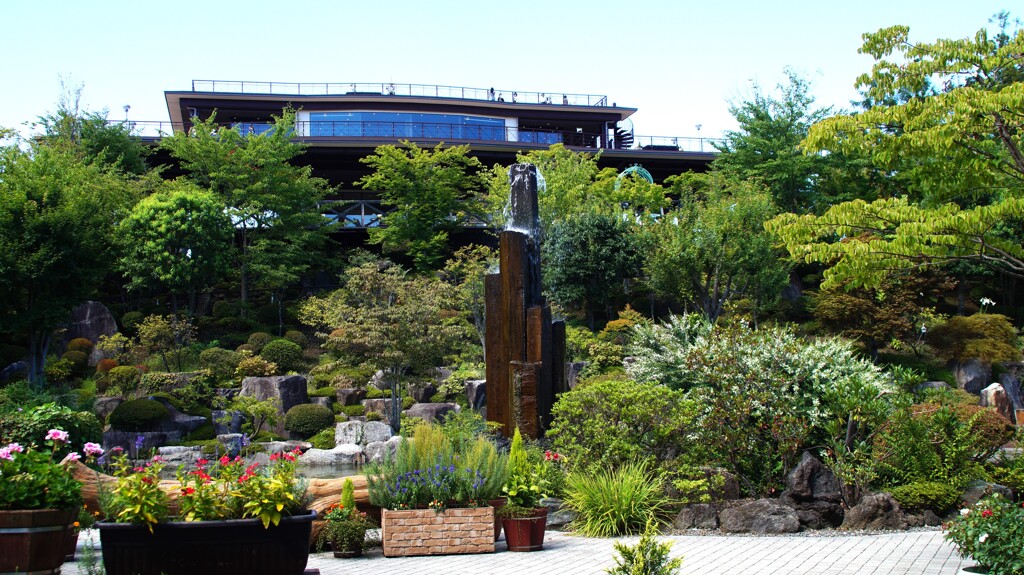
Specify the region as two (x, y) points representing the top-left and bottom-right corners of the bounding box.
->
(501, 507), (547, 552)
(0, 508), (77, 575)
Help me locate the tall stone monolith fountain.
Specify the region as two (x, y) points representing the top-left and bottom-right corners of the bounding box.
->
(485, 163), (567, 439)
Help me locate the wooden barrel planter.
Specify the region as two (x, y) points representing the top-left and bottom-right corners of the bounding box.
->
(502, 507), (547, 552)
(0, 508), (76, 575)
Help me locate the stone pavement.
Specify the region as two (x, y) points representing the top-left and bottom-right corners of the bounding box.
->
(67, 527), (975, 575)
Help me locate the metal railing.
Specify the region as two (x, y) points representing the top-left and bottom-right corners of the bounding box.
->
(190, 80), (610, 107)
(629, 135), (724, 153)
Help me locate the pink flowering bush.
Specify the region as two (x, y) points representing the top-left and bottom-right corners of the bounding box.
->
(944, 494), (1024, 575)
(102, 448), (309, 530)
(0, 429), (87, 510)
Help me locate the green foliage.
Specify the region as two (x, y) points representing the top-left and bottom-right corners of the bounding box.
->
(0, 403), (102, 457)
(184, 421), (216, 442)
(364, 387), (384, 400)
(926, 313), (1021, 364)
(309, 427), (337, 449)
(503, 428), (546, 510)
(106, 365), (142, 397)
(44, 357), (74, 383)
(888, 481), (960, 513)
(225, 395), (280, 440)
(543, 212), (647, 327)
(66, 338), (94, 354)
(340, 405), (366, 418)
(605, 521), (684, 575)
(283, 403), (334, 439)
(109, 398), (170, 431)
(357, 142), (485, 271)
(401, 395), (415, 410)
(309, 387), (337, 398)
(648, 172), (790, 322)
(235, 350), (278, 378)
(565, 461), (671, 537)
(365, 411), (382, 422)
(136, 314), (197, 372)
(60, 350), (88, 375)
(120, 311), (145, 335)
(549, 375), (695, 472)
(283, 330), (308, 347)
(945, 494), (1024, 575)
(0, 447), (83, 511)
(259, 339), (303, 373)
(247, 332), (275, 354)
(199, 347), (241, 382)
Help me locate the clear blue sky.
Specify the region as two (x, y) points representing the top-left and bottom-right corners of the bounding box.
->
(2, 0), (1012, 140)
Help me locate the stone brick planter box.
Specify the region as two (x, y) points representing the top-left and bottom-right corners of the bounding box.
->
(381, 506), (495, 557)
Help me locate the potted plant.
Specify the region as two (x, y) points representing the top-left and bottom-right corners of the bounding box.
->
(97, 447), (315, 575)
(0, 430), (91, 574)
(317, 478), (375, 557)
(499, 427), (548, 552)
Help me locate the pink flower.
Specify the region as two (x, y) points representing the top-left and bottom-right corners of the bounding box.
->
(5, 443), (24, 454)
(83, 442), (104, 457)
(61, 452), (82, 464)
(0, 447), (12, 461)
(46, 429), (70, 443)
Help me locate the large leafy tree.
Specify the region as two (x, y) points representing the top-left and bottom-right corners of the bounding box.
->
(117, 181), (233, 313)
(160, 111), (331, 312)
(356, 142), (485, 272)
(768, 17), (1024, 289)
(543, 212), (647, 328)
(647, 172), (790, 322)
(0, 137), (137, 385)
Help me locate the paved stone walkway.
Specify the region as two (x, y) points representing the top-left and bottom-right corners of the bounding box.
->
(67, 528), (975, 574)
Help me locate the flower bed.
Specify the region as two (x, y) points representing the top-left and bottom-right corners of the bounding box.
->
(381, 506), (494, 557)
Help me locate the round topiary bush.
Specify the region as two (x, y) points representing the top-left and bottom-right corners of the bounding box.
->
(340, 405), (366, 418)
(235, 343), (256, 354)
(120, 311), (145, 335)
(109, 398), (170, 431)
(364, 387), (384, 400)
(309, 427), (337, 449)
(888, 481), (959, 513)
(106, 365), (142, 396)
(284, 403), (334, 439)
(284, 330), (308, 348)
(66, 338), (94, 354)
(259, 339), (303, 373)
(199, 347), (241, 382)
(96, 358), (119, 374)
(61, 350), (89, 375)
(247, 332), (275, 354)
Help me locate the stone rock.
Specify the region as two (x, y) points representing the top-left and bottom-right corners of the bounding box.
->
(540, 498), (575, 529)
(310, 396), (334, 408)
(260, 440), (310, 455)
(362, 421), (393, 445)
(212, 410), (244, 435)
(335, 388), (366, 406)
(63, 301), (118, 366)
(217, 433), (245, 456)
(841, 493), (906, 530)
(363, 398), (400, 426)
(433, 366), (454, 383)
(780, 452), (844, 529)
(335, 421), (364, 446)
(566, 362), (587, 390)
(980, 383), (1017, 424)
(103, 430), (178, 454)
(156, 445), (202, 465)
(960, 480), (1013, 508)
(914, 381), (949, 394)
(720, 499), (800, 534)
(239, 375), (309, 435)
(0, 361), (27, 383)
(695, 467), (741, 501)
(954, 359), (990, 395)
(404, 402), (458, 424)
(998, 372), (1023, 409)
(369, 370), (390, 391)
(923, 509), (942, 526)
(301, 444), (363, 466)
(673, 504), (719, 530)
(465, 379), (486, 410)
(363, 441), (387, 463)
(214, 388), (240, 403)
(146, 397), (208, 436)
(406, 381), (437, 403)
(93, 397), (124, 422)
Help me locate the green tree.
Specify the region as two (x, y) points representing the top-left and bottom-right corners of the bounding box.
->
(0, 138), (137, 386)
(118, 181), (233, 313)
(356, 142), (485, 271)
(160, 111), (332, 313)
(441, 245), (496, 349)
(543, 212), (647, 328)
(136, 314), (197, 372)
(768, 17), (1024, 289)
(647, 172), (790, 322)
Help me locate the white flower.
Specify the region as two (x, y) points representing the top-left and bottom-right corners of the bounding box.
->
(980, 297), (995, 307)
(960, 508), (970, 516)
(979, 533), (989, 543)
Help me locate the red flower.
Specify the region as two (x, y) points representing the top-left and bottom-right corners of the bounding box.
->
(197, 458), (208, 466)
(270, 453), (280, 462)
(981, 509), (993, 518)
(219, 455), (230, 466)
(181, 487), (195, 496)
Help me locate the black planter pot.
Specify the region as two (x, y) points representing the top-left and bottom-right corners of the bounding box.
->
(97, 510), (316, 575)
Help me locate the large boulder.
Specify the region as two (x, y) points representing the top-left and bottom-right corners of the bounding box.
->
(335, 420), (364, 446)
(362, 421), (393, 444)
(239, 375), (309, 435)
(465, 379), (486, 410)
(148, 396), (208, 436)
(954, 359), (990, 395)
(335, 388), (366, 406)
(998, 372), (1023, 409)
(980, 383), (1017, 424)
(673, 503), (719, 530)
(780, 452), (844, 529)
(566, 362), (587, 390)
(404, 402), (458, 424)
(64, 301), (118, 366)
(719, 499), (800, 534)
(363, 398), (400, 427)
(93, 397), (124, 423)
(841, 493), (906, 530)
(211, 410), (244, 435)
(0, 361), (27, 383)
(960, 480), (1014, 508)
(364, 438), (402, 463)
(406, 380), (437, 403)
(300, 444), (363, 466)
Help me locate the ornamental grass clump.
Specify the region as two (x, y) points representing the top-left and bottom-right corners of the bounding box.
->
(564, 461), (671, 537)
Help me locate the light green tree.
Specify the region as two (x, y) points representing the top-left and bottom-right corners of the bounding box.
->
(118, 181), (233, 313)
(356, 142), (485, 271)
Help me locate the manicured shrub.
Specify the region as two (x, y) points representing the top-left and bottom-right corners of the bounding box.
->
(564, 461), (671, 537)
(364, 387), (384, 399)
(310, 387), (337, 398)
(927, 313), (1021, 364)
(607, 522), (683, 575)
(212, 300), (240, 319)
(104, 362), (141, 392)
(120, 311), (145, 334)
(43, 357), (74, 383)
(365, 411), (382, 422)
(66, 338), (94, 354)
(259, 339), (303, 373)
(341, 405), (365, 418)
(309, 426), (337, 450)
(109, 398), (170, 431)
(199, 346), (241, 382)
(235, 343), (256, 354)
(284, 403), (334, 438)
(401, 396), (415, 410)
(247, 331), (274, 354)
(96, 358), (119, 374)
(61, 350), (89, 375)
(284, 330), (308, 348)
(235, 351), (278, 378)
(888, 481), (959, 513)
